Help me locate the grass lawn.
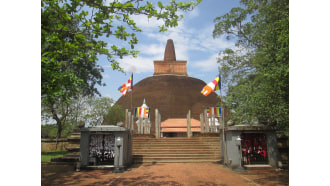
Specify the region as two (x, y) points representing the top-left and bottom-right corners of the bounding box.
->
(41, 150), (67, 162)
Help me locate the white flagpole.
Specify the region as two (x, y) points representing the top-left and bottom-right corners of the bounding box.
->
(130, 73), (133, 110)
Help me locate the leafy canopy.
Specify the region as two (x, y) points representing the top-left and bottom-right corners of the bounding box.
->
(41, 0), (201, 138)
(41, 0), (201, 105)
(213, 0), (288, 132)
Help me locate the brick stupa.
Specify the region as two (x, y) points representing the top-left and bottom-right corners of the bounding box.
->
(115, 39), (220, 134)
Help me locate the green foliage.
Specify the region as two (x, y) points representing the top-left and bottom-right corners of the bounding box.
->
(84, 96), (114, 126)
(41, 0), (201, 138)
(41, 150), (67, 162)
(103, 105), (125, 125)
(41, 96), (114, 138)
(41, 124), (76, 138)
(213, 0), (288, 132)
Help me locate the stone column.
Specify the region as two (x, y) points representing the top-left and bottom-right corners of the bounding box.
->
(155, 109), (159, 138)
(158, 114), (161, 138)
(143, 119), (147, 134)
(187, 110), (192, 138)
(211, 116), (215, 133)
(127, 111), (131, 130)
(130, 115), (134, 132)
(149, 120), (151, 134)
(204, 109), (209, 133)
(200, 113), (204, 133)
(138, 118), (143, 134)
(125, 109), (128, 128)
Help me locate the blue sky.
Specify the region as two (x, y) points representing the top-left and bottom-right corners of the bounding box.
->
(96, 0), (241, 102)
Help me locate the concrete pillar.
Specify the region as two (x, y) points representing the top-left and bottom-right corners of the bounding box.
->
(204, 109), (209, 133)
(127, 111), (131, 130)
(130, 115), (134, 132)
(266, 131), (279, 168)
(148, 120), (151, 134)
(80, 131), (90, 167)
(138, 118), (143, 134)
(200, 113), (204, 133)
(125, 109), (128, 128)
(155, 109), (159, 138)
(187, 110), (192, 138)
(113, 133), (124, 173)
(211, 116), (215, 133)
(158, 114), (161, 138)
(143, 118), (148, 134)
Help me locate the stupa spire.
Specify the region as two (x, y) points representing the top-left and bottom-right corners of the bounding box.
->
(164, 39), (176, 61)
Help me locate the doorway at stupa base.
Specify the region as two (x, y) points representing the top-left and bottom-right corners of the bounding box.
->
(162, 132), (187, 138)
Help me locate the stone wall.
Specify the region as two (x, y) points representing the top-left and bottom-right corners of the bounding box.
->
(276, 133), (289, 169)
(41, 138), (69, 151)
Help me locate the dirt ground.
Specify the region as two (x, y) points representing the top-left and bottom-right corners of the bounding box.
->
(41, 163), (288, 186)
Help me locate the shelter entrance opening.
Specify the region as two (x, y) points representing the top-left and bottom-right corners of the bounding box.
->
(89, 133), (115, 166)
(241, 133), (268, 165)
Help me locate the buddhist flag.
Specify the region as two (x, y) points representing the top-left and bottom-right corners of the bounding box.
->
(134, 107), (150, 118)
(206, 107), (222, 117)
(201, 74), (220, 96)
(118, 74), (133, 96)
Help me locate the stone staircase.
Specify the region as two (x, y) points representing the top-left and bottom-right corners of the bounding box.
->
(51, 131), (80, 163)
(132, 137), (221, 164)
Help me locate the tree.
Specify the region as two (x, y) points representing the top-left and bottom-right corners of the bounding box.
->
(41, 0), (201, 139)
(103, 105), (125, 125)
(213, 0), (289, 132)
(84, 96), (114, 126)
(42, 96), (113, 139)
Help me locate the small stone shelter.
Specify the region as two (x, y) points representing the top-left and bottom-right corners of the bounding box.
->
(79, 126), (132, 172)
(220, 124), (279, 170)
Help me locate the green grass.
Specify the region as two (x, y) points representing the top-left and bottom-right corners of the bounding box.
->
(41, 150), (67, 162)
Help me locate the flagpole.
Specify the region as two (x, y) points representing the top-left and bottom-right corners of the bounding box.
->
(131, 73), (133, 111)
(219, 66), (227, 166)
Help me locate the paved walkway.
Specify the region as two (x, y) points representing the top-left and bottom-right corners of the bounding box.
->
(42, 163), (288, 186)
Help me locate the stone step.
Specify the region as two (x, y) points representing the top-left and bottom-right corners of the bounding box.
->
(132, 137), (221, 164)
(133, 140), (220, 143)
(133, 149), (220, 153)
(133, 154), (221, 158)
(133, 144), (220, 149)
(133, 159), (221, 164)
(133, 142), (220, 145)
(67, 137), (81, 142)
(65, 146), (80, 152)
(135, 140), (219, 142)
(244, 164), (273, 170)
(51, 156), (79, 162)
(133, 145), (220, 148)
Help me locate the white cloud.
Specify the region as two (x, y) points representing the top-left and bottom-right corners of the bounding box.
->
(114, 8), (236, 74)
(132, 14), (165, 31)
(103, 74), (110, 79)
(187, 6), (200, 18)
(119, 55), (156, 73)
(191, 53), (219, 72)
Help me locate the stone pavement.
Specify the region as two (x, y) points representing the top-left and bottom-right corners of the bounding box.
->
(41, 163), (288, 186)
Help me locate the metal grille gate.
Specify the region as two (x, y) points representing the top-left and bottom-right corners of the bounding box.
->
(89, 133), (115, 165)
